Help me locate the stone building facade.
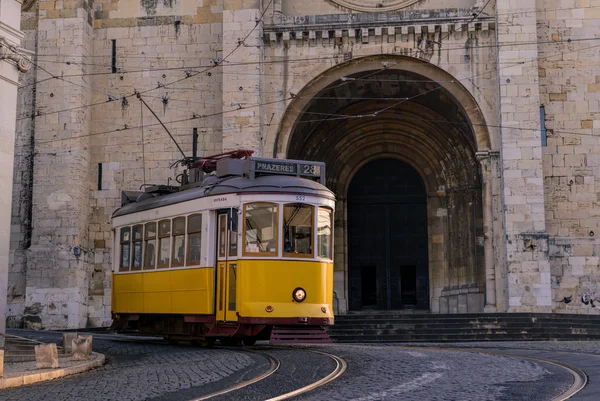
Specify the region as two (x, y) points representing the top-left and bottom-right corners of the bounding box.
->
(1, 0), (31, 375)
(5, 0), (600, 329)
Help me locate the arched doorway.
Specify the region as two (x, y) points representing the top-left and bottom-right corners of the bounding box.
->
(348, 159), (428, 311)
(276, 55), (496, 314)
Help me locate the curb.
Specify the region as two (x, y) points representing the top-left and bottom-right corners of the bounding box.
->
(0, 352), (105, 389)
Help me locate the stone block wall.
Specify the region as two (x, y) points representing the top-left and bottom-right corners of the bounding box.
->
(24, 0), (96, 329)
(7, 10), (38, 328)
(539, 0), (600, 314)
(495, 0), (552, 312)
(9, 0), (226, 328)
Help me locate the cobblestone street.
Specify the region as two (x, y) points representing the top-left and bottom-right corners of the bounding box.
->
(298, 345), (573, 401)
(0, 331), (265, 401)
(2, 331), (596, 401)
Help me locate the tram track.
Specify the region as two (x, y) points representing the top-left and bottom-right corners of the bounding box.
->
(191, 352), (280, 400)
(86, 334), (349, 401)
(189, 347), (347, 401)
(264, 351), (347, 401)
(389, 346), (587, 401)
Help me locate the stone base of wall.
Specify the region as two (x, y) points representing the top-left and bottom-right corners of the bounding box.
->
(549, 237), (600, 315)
(439, 284), (485, 314)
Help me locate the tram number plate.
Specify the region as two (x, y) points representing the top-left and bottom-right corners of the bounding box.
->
(296, 196), (306, 201)
(300, 164), (321, 177)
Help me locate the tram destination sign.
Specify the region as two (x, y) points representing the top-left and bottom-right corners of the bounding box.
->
(251, 158), (324, 181)
(255, 161), (297, 174)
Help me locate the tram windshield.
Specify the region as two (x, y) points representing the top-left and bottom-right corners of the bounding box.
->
(284, 203), (313, 257)
(244, 203), (278, 255)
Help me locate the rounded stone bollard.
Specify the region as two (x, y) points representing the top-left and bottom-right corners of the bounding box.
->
(71, 335), (93, 361)
(62, 333), (78, 354)
(35, 343), (59, 369)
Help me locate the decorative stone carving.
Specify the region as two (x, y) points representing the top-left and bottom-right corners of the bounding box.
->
(329, 0), (421, 12)
(0, 37), (32, 73)
(415, 37), (436, 61)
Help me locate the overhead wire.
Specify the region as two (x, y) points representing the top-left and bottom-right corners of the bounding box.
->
(21, 12), (600, 146)
(149, 35), (600, 126)
(17, 0), (275, 118)
(22, 36), (600, 83)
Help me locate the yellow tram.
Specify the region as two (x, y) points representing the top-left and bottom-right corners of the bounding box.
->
(110, 151), (335, 345)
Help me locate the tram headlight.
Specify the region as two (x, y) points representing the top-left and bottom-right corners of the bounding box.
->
(293, 287), (306, 303)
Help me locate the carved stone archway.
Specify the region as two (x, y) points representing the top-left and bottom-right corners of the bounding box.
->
(274, 55), (499, 314)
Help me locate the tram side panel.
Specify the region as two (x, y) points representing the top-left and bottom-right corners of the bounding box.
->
(112, 268), (215, 315)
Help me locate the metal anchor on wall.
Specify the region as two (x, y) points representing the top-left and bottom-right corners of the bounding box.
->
(558, 296), (572, 304)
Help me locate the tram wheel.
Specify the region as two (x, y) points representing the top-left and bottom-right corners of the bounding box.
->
(192, 338), (216, 348)
(220, 338), (242, 346)
(243, 338), (257, 346)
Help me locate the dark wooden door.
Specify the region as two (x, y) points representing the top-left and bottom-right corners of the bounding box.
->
(348, 159), (429, 311)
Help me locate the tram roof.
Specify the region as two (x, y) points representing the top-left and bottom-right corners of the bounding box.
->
(112, 175), (335, 218)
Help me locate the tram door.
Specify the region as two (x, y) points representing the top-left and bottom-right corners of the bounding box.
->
(216, 209), (239, 322)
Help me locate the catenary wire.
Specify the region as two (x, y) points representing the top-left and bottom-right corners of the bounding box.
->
(26, 36), (600, 143)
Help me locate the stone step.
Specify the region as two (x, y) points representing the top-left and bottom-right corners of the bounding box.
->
(334, 320), (600, 330)
(4, 355), (37, 363)
(5, 344), (40, 351)
(335, 314), (600, 322)
(332, 321), (600, 329)
(4, 335), (65, 357)
(335, 312), (600, 321)
(332, 331), (600, 342)
(328, 327), (600, 335)
(328, 313), (600, 342)
(328, 323), (600, 333)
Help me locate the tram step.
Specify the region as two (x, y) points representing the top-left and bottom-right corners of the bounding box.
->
(270, 326), (332, 344)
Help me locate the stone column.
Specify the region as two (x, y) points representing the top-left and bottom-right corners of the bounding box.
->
(0, 0), (30, 376)
(496, 0), (551, 311)
(23, 0), (94, 329)
(477, 151), (496, 311)
(334, 197), (347, 314)
(222, 0), (264, 154)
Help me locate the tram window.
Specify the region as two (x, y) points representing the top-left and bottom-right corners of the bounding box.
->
(318, 208), (333, 259)
(229, 209), (238, 257)
(131, 225), (143, 271)
(218, 214), (227, 258)
(172, 217), (186, 267)
(243, 203), (278, 255)
(143, 222), (157, 269)
(158, 220), (171, 268)
(187, 214), (202, 265)
(283, 203), (314, 257)
(119, 227), (131, 272)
